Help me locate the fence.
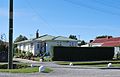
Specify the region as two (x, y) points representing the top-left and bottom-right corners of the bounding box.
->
(53, 47), (114, 61)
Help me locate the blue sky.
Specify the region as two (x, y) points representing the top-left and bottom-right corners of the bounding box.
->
(1, 0), (120, 42)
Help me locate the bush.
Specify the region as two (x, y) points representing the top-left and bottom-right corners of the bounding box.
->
(14, 50), (33, 60)
(0, 51), (8, 62)
(35, 50), (41, 57)
(0, 63), (28, 69)
(14, 63), (28, 69)
(116, 52), (120, 60)
(0, 44), (8, 52)
(26, 52), (33, 60)
(43, 56), (52, 62)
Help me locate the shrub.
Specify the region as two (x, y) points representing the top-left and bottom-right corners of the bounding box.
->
(14, 50), (34, 60)
(116, 52), (120, 60)
(0, 63), (28, 69)
(0, 43), (8, 52)
(14, 63), (28, 69)
(43, 56), (52, 62)
(26, 52), (33, 60)
(36, 51), (40, 57)
(14, 53), (21, 58)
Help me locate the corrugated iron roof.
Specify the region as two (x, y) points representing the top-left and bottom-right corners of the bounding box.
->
(52, 36), (77, 41)
(102, 41), (120, 47)
(92, 37), (120, 43)
(36, 34), (55, 41)
(15, 34), (77, 44)
(92, 37), (120, 47)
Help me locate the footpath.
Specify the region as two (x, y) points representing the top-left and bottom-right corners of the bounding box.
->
(13, 58), (108, 69)
(13, 58), (40, 64)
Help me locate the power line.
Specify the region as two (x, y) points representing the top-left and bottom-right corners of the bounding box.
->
(24, 0), (59, 35)
(91, 0), (120, 10)
(63, 0), (120, 16)
(109, 0), (120, 3)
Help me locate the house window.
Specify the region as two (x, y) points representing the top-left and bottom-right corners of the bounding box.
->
(71, 42), (74, 46)
(69, 42), (71, 46)
(19, 44), (22, 49)
(69, 42), (74, 46)
(31, 43), (33, 48)
(57, 41), (61, 46)
(37, 43), (40, 49)
(23, 44), (25, 49)
(57, 42), (59, 46)
(59, 42), (62, 46)
(28, 45), (30, 51)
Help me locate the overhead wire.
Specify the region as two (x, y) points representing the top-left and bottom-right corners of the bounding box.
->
(24, 0), (59, 35)
(101, 0), (120, 5)
(91, 0), (120, 10)
(63, 0), (120, 16)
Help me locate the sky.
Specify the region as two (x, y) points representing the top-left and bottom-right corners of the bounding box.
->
(1, 0), (120, 42)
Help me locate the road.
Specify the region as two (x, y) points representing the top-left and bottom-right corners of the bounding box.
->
(0, 58), (120, 77)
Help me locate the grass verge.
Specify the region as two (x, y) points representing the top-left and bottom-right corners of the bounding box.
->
(56, 60), (120, 67)
(42, 67), (53, 73)
(0, 67), (53, 73)
(33, 57), (40, 61)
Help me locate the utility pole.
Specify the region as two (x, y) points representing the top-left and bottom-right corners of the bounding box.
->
(78, 35), (80, 40)
(8, 0), (13, 69)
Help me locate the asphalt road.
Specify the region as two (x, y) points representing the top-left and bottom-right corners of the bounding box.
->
(1, 68), (120, 77)
(1, 58), (120, 77)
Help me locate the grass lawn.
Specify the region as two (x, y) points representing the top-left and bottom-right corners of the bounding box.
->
(56, 60), (120, 67)
(33, 57), (40, 61)
(85, 64), (120, 67)
(0, 67), (53, 73)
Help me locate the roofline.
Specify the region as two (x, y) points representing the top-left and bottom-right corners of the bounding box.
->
(14, 35), (78, 44)
(15, 39), (78, 44)
(46, 40), (78, 42)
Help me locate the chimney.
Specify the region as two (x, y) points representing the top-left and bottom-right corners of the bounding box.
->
(36, 29), (39, 38)
(107, 36), (112, 39)
(89, 40), (93, 43)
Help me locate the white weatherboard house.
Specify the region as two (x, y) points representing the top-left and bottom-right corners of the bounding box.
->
(15, 34), (78, 56)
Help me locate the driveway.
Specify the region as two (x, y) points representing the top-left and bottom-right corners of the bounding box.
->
(1, 58), (120, 77)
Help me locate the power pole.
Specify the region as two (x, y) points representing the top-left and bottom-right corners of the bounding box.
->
(8, 0), (13, 69)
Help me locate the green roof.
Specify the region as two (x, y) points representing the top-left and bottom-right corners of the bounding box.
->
(15, 35), (77, 44)
(14, 40), (31, 44)
(36, 35), (55, 41)
(52, 36), (77, 41)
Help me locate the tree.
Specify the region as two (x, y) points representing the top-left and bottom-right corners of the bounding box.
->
(14, 35), (28, 43)
(0, 40), (8, 52)
(96, 35), (112, 39)
(14, 35), (28, 54)
(78, 40), (86, 46)
(69, 35), (77, 40)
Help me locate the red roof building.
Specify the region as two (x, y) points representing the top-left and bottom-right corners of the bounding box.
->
(91, 37), (120, 47)
(90, 36), (120, 59)
(102, 41), (120, 47)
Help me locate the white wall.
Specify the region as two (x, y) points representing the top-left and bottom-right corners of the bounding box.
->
(33, 42), (41, 56)
(46, 41), (78, 56)
(17, 42), (35, 55)
(90, 43), (103, 47)
(114, 47), (120, 58)
(17, 41), (78, 56)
